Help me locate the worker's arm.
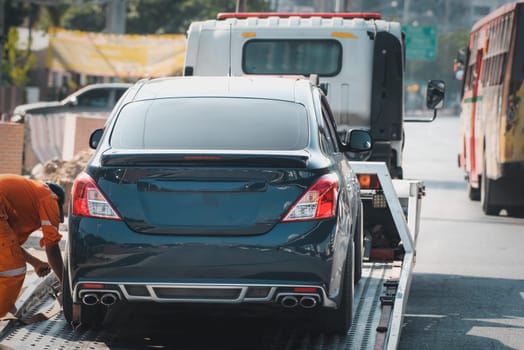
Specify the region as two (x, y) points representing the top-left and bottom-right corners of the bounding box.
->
(21, 248), (51, 277)
(37, 194), (64, 284)
(45, 243), (64, 284)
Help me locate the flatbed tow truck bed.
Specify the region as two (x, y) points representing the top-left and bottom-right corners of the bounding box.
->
(0, 163), (418, 350)
(0, 262), (400, 350)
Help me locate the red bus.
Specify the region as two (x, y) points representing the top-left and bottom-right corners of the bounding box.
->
(456, 0), (524, 216)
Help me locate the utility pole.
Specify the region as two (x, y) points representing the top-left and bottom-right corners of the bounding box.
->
(403, 0), (411, 24)
(236, 0), (247, 12)
(105, 0), (127, 34)
(335, 0), (352, 12)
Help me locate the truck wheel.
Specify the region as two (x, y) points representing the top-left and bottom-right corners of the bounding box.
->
(391, 166), (403, 179)
(481, 171), (500, 216)
(467, 181), (480, 201)
(507, 206), (524, 218)
(317, 242), (354, 334)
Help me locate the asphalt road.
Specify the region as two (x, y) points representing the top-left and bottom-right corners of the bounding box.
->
(398, 115), (524, 350)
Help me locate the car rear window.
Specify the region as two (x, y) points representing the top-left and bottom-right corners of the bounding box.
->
(243, 39), (342, 76)
(109, 97), (309, 150)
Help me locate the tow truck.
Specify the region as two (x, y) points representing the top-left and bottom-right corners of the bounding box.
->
(0, 12), (445, 350)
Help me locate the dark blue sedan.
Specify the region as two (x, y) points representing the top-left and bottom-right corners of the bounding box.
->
(63, 76), (371, 334)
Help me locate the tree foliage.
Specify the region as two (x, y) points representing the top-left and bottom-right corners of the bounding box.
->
(2, 1), (37, 36)
(1, 27), (36, 87)
(60, 3), (106, 32)
(126, 0), (238, 34)
(28, 0), (269, 34)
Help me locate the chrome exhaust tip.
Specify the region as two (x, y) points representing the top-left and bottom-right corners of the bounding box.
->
(81, 293), (100, 306)
(281, 295), (299, 308)
(299, 296), (318, 309)
(100, 293), (118, 306)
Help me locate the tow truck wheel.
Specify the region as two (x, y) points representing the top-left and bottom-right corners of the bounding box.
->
(317, 242), (354, 334)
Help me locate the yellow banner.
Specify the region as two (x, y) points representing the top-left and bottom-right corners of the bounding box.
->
(46, 28), (186, 78)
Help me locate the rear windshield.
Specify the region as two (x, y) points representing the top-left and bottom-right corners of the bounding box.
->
(109, 98), (309, 150)
(243, 39), (342, 76)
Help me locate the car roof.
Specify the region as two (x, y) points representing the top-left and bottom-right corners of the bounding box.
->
(132, 76), (313, 102)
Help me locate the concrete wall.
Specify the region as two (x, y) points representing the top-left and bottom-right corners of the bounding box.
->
(0, 122), (24, 174)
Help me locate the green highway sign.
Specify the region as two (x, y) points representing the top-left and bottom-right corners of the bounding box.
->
(402, 25), (438, 61)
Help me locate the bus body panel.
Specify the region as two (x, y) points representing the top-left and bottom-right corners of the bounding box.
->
(458, 1), (524, 214)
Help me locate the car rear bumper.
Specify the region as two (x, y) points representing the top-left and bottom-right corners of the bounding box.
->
(66, 216), (345, 308)
(72, 280), (335, 309)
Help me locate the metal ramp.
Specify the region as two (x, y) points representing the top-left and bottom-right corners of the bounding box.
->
(0, 263), (398, 350)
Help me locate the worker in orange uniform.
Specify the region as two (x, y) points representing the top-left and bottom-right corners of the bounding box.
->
(0, 174), (65, 318)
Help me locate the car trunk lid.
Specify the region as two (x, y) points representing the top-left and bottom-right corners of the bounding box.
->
(95, 150), (318, 235)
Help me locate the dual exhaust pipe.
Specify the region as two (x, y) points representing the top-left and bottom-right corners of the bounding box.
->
(280, 294), (319, 309)
(81, 290), (320, 308)
(81, 292), (119, 306)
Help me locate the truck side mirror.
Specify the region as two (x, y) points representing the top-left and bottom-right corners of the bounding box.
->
(89, 128), (104, 149)
(404, 80), (446, 122)
(426, 79), (445, 109)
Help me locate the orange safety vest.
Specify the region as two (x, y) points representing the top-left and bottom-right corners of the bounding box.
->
(0, 174), (63, 317)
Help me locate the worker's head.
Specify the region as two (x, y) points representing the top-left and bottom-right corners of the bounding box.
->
(46, 182), (65, 223)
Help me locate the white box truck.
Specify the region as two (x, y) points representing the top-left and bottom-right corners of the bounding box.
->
(183, 12), (408, 178)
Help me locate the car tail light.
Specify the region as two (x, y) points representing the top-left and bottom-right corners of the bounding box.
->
(357, 173), (381, 190)
(282, 174), (339, 222)
(72, 172), (121, 220)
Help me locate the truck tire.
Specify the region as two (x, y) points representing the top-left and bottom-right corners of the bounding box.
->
(507, 206), (524, 218)
(390, 166), (403, 180)
(316, 242), (354, 334)
(481, 167), (500, 216)
(467, 181), (480, 201)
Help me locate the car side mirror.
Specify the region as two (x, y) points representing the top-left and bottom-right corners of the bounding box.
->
(89, 128), (104, 149)
(343, 129), (372, 151)
(67, 96), (79, 107)
(341, 129), (372, 160)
